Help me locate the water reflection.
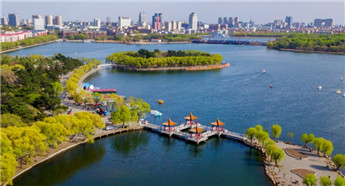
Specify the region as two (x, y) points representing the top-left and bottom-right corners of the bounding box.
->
(14, 142), (106, 186)
(111, 131), (149, 156)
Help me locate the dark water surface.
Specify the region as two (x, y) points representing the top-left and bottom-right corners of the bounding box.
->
(9, 42), (345, 185)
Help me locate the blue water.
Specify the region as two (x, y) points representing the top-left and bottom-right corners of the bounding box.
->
(8, 41), (345, 185)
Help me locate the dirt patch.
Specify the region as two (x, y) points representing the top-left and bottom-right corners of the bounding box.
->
(291, 169), (315, 179)
(284, 148), (309, 159)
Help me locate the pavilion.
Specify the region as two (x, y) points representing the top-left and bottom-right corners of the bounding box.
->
(184, 112), (198, 126)
(162, 118), (177, 133)
(210, 118), (225, 133)
(189, 124), (204, 140)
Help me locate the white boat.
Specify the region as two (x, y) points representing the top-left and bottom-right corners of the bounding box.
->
(262, 69), (266, 73)
(340, 77), (343, 81)
(336, 90), (341, 94)
(343, 93), (345, 97)
(318, 86), (322, 90)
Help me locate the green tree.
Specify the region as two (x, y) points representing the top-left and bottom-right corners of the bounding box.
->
(301, 133), (315, 148)
(255, 124), (263, 132)
(334, 176), (345, 186)
(245, 127), (256, 145)
(33, 121), (68, 148)
(287, 132), (294, 142)
(271, 147), (285, 166)
(313, 137), (325, 156)
(320, 176), (331, 186)
(303, 174), (317, 186)
(321, 140), (333, 156)
(110, 105), (131, 128)
(51, 82), (64, 96)
(333, 154), (345, 170)
(271, 124), (282, 142)
(255, 130), (269, 146)
(0, 138), (17, 185)
(0, 113), (27, 128)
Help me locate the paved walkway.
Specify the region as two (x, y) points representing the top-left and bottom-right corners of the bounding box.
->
(267, 142), (339, 185)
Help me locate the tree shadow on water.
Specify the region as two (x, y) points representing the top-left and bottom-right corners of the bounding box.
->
(111, 131), (150, 157)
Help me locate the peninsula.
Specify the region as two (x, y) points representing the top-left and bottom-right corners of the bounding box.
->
(106, 49), (228, 71)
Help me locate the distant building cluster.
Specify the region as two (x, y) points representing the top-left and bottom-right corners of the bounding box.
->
(0, 11), (343, 42)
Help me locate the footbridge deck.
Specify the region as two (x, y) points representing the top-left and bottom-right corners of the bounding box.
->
(140, 122), (246, 144)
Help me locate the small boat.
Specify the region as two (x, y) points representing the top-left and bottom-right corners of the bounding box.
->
(318, 86), (322, 90)
(336, 90), (341, 94)
(343, 93), (345, 97)
(262, 69), (266, 73)
(158, 100), (164, 104)
(270, 85), (273, 88)
(340, 77), (343, 81)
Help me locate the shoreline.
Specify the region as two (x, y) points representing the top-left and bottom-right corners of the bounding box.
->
(1, 40), (60, 54)
(11, 126), (143, 182)
(275, 48), (345, 55)
(114, 63), (230, 71)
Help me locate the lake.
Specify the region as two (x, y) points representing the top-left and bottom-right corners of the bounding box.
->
(8, 41), (345, 185)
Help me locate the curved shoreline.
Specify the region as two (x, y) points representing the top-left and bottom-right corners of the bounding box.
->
(1, 40), (60, 54)
(114, 63), (230, 71)
(11, 126), (143, 183)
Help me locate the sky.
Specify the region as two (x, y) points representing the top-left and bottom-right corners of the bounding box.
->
(1, 1), (344, 25)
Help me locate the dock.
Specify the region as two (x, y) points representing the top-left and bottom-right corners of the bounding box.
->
(140, 122), (246, 144)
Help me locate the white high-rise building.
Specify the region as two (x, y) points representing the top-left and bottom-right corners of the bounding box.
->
(177, 21), (182, 31)
(188, 12), (198, 31)
(118, 16), (131, 28)
(171, 20), (177, 31)
(33, 15), (45, 31)
(45, 15), (53, 26)
(165, 22), (172, 32)
(94, 18), (101, 28)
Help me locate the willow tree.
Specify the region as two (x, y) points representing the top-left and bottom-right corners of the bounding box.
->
(245, 127), (256, 145)
(271, 147), (285, 167)
(111, 105), (131, 128)
(313, 137), (325, 156)
(271, 124), (282, 142)
(301, 133), (315, 148)
(321, 140), (333, 156)
(333, 154), (345, 170)
(303, 174), (317, 186)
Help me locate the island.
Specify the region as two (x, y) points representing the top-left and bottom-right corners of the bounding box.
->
(106, 49), (229, 71)
(266, 33), (345, 54)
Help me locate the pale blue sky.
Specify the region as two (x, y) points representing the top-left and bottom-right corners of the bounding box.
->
(2, 1), (344, 24)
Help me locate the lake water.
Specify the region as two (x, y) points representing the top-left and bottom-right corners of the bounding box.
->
(8, 41), (345, 185)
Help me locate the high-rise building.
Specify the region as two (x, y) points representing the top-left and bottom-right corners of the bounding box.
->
(177, 21), (182, 31)
(45, 15), (53, 26)
(171, 20), (177, 31)
(94, 18), (101, 28)
(152, 13), (162, 30)
(106, 17), (111, 24)
(33, 15), (45, 31)
(54, 15), (62, 26)
(138, 11), (147, 27)
(165, 21), (172, 32)
(118, 16), (131, 28)
(314, 18), (333, 27)
(223, 17), (228, 25)
(229, 17), (234, 27)
(218, 17), (222, 25)
(234, 17), (239, 27)
(1, 17), (8, 25)
(8, 13), (19, 26)
(285, 16), (293, 28)
(188, 12), (198, 31)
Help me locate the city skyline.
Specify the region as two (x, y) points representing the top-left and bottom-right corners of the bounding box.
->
(2, 2), (344, 25)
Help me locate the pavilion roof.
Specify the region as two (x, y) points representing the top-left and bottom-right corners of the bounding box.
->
(184, 112), (198, 120)
(210, 118), (225, 126)
(162, 118), (177, 126)
(189, 127), (204, 133)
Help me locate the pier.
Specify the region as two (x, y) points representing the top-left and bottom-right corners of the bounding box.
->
(140, 121), (245, 144)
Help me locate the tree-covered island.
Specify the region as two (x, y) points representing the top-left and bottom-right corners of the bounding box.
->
(267, 33), (345, 54)
(106, 49), (227, 71)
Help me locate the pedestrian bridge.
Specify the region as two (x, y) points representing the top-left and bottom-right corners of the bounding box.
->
(140, 121), (246, 144)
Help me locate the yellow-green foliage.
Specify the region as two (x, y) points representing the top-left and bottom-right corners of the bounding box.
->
(65, 59), (101, 99)
(0, 112), (105, 185)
